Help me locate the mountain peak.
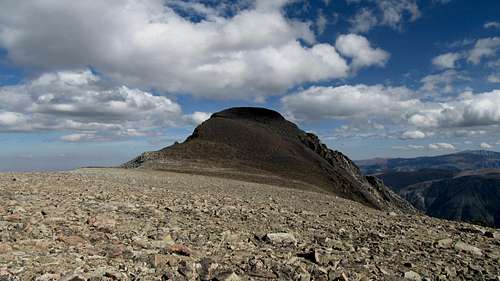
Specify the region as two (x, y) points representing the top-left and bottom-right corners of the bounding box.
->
(211, 107), (285, 122)
(124, 107), (414, 212)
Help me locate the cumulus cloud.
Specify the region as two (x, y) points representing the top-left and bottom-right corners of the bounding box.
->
(480, 142), (493, 149)
(377, 0), (420, 29)
(392, 144), (425, 150)
(316, 13), (328, 34)
(420, 70), (468, 94)
(407, 89), (500, 128)
(0, 69), (184, 140)
(467, 37), (500, 65)
(401, 130), (426, 139)
(484, 21), (500, 29)
(60, 133), (98, 142)
(487, 73), (500, 83)
(335, 34), (390, 70)
(0, 112), (24, 127)
(182, 111), (212, 125)
(428, 142), (456, 150)
(282, 84), (500, 142)
(433, 0), (452, 4)
(432, 52), (461, 69)
(349, 8), (378, 33)
(0, 0), (389, 100)
(282, 84), (418, 121)
(347, 0), (420, 32)
(408, 144), (425, 149)
(283, 85), (500, 130)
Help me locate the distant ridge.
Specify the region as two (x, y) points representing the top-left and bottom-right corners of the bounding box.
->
(357, 150), (500, 174)
(124, 107), (414, 212)
(357, 151), (500, 227)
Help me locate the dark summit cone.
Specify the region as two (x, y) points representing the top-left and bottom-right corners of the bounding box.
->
(123, 107), (415, 212)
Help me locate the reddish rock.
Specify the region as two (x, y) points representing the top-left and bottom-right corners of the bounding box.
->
(165, 243), (192, 256)
(3, 213), (21, 222)
(0, 243), (12, 254)
(87, 215), (116, 233)
(57, 235), (86, 246)
(105, 244), (126, 258)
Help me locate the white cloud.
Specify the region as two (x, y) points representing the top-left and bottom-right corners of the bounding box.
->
(0, 0), (389, 100)
(392, 144), (425, 150)
(347, 0), (420, 32)
(467, 37), (500, 65)
(408, 144), (425, 149)
(335, 34), (390, 70)
(433, 0), (452, 4)
(316, 13), (327, 34)
(60, 133), (97, 142)
(282, 84), (418, 121)
(420, 70), (468, 94)
(407, 89), (500, 128)
(182, 111), (212, 125)
(487, 59), (500, 68)
(487, 73), (500, 83)
(377, 0), (420, 29)
(401, 130), (426, 139)
(480, 142), (493, 149)
(282, 84), (500, 141)
(0, 112), (22, 126)
(428, 142), (456, 150)
(0, 69), (184, 139)
(484, 21), (500, 29)
(454, 129), (486, 137)
(432, 52), (461, 69)
(349, 8), (378, 33)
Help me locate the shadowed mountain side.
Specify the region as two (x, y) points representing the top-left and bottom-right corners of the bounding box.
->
(400, 174), (500, 227)
(374, 169), (457, 192)
(123, 107), (414, 212)
(357, 148), (500, 227)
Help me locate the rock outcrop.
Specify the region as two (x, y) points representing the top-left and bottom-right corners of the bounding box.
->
(124, 107), (414, 212)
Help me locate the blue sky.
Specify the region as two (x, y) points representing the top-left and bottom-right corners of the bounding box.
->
(0, 0), (500, 171)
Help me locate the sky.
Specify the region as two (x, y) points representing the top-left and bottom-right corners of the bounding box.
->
(0, 0), (500, 171)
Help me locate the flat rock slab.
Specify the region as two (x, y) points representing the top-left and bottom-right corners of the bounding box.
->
(0, 168), (499, 280)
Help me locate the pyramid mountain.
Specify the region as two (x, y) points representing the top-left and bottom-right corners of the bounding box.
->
(123, 107), (414, 212)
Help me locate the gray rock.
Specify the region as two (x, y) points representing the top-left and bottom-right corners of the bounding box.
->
(218, 272), (241, 281)
(435, 238), (453, 248)
(404, 270), (422, 281)
(265, 233), (297, 246)
(454, 241), (482, 256)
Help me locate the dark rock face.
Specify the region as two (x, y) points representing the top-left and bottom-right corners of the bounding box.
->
(124, 107), (414, 212)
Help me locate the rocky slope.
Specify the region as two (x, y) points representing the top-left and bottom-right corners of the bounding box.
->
(124, 107), (413, 212)
(1, 168), (499, 280)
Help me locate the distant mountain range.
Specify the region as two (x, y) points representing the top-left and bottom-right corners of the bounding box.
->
(357, 150), (500, 174)
(357, 151), (500, 228)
